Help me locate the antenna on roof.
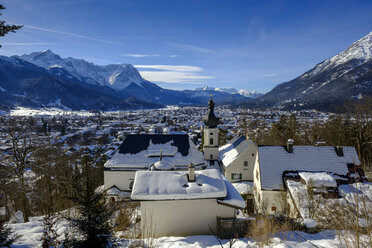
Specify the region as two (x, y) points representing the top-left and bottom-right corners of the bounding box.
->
(315, 141), (326, 147)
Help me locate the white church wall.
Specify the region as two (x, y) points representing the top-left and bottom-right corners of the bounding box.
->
(140, 199), (236, 237)
(104, 170), (136, 191)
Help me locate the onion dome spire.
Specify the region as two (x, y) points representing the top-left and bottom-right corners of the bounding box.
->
(203, 95), (219, 128)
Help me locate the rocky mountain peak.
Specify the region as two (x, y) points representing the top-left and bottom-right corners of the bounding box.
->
(18, 50), (146, 90)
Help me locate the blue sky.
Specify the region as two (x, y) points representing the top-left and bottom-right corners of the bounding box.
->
(1, 0), (372, 92)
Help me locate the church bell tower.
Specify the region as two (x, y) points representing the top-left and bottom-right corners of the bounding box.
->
(203, 96), (219, 162)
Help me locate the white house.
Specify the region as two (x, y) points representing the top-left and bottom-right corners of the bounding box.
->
(131, 167), (246, 237)
(219, 135), (257, 182)
(103, 134), (205, 200)
(253, 140), (361, 215)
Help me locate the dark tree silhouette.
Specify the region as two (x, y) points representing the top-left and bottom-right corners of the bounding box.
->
(0, 4), (23, 47)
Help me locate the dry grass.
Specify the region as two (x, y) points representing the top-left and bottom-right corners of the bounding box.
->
(119, 207), (158, 248)
(113, 202), (139, 232)
(246, 215), (293, 247)
(315, 184), (372, 248)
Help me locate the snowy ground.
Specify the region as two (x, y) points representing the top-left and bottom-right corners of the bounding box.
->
(7, 216), (361, 248)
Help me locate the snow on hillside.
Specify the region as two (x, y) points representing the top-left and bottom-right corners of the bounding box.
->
(328, 31), (372, 68)
(305, 31), (372, 79)
(10, 107), (95, 117)
(8, 215), (363, 248)
(195, 86), (262, 98)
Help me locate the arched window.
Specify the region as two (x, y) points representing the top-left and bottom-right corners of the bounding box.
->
(210, 138), (213, 145)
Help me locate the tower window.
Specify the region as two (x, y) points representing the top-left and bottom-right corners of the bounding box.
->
(210, 138), (213, 145)
(244, 161), (248, 170)
(210, 132), (213, 135)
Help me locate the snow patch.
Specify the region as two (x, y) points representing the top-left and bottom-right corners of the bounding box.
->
(299, 172), (337, 187)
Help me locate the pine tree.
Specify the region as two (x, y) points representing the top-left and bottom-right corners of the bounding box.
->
(40, 214), (59, 248)
(63, 155), (116, 248)
(0, 4), (22, 47)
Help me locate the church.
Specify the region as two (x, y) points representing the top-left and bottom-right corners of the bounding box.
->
(103, 96), (256, 202)
(102, 96), (250, 236)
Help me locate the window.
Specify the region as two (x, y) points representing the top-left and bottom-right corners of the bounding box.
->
(109, 197), (116, 206)
(210, 132), (213, 135)
(256, 170), (259, 180)
(129, 180), (134, 190)
(231, 173), (242, 180)
(244, 161), (248, 170)
(271, 206), (277, 212)
(210, 154), (213, 160)
(209, 138), (213, 145)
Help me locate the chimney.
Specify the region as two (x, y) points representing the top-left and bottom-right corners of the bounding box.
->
(188, 163), (195, 182)
(335, 146), (344, 156)
(287, 139), (294, 153)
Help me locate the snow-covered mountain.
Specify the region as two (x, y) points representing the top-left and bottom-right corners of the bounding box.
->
(259, 31), (372, 111)
(195, 86), (262, 99)
(18, 50), (145, 90)
(0, 55), (162, 111)
(1, 51), (256, 110)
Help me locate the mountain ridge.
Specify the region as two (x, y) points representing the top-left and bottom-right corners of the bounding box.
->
(257, 31), (372, 111)
(1, 51), (256, 111)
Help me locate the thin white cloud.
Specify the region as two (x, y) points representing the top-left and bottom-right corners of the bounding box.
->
(139, 71), (212, 84)
(169, 43), (216, 55)
(122, 54), (179, 58)
(1, 42), (55, 46)
(263, 73), (279, 77)
(135, 64), (213, 84)
(135, 65), (203, 72)
(121, 54), (160, 58)
(23, 25), (123, 45)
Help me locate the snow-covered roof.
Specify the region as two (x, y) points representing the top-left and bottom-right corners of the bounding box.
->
(105, 134), (204, 169)
(131, 169), (227, 201)
(107, 186), (132, 198)
(219, 136), (254, 167)
(286, 180), (311, 218)
(258, 146), (360, 190)
(299, 172), (337, 188)
(218, 176), (246, 209)
(232, 181), (254, 195)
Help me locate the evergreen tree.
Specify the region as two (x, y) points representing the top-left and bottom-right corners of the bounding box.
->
(40, 214), (59, 248)
(0, 4), (22, 47)
(63, 155), (116, 248)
